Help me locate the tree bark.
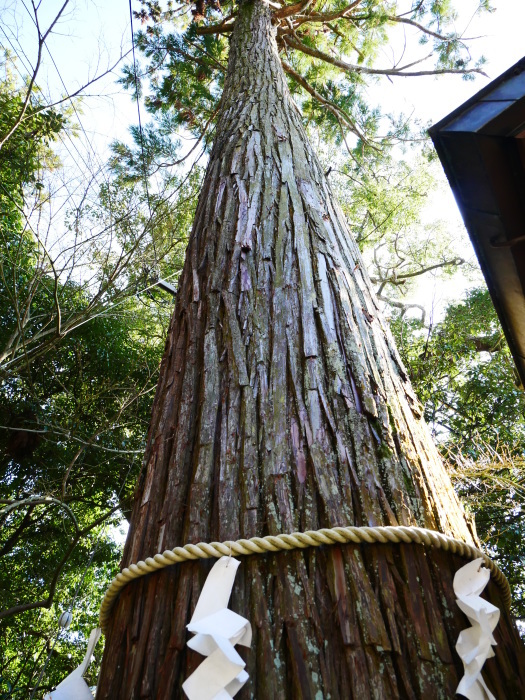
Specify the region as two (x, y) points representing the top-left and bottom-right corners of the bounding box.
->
(96, 1), (525, 697)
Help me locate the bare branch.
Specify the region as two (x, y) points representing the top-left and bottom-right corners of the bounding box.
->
(0, 424), (145, 454)
(0, 496), (79, 536)
(389, 16), (458, 43)
(0, 30), (131, 149)
(377, 294), (426, 324)
(0, 0), (70, 149)
(371, 257), (465, 286)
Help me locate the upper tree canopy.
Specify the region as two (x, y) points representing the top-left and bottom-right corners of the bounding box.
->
(129, 0), (491, 151)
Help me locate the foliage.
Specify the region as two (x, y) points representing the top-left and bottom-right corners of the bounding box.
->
(129, 0), (490, 155)
(0, 69), (64, 199)
(127, 0), (485, 316)
(448, 446), (525, 624)
(392, 288), (525, 450)
(391, 287), (525, 622)
(327, 148), (467, 317)
(0, 63), (199, 696)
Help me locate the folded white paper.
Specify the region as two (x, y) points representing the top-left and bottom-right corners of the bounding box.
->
(453, 558), (500, 700)
(44, 627), (101, 700)
(182, 557), (252, 700)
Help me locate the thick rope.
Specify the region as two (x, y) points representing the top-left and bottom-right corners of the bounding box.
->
(99, 525), (510, 632)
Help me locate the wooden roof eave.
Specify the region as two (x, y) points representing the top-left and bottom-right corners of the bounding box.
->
(429, 57), (525, 388)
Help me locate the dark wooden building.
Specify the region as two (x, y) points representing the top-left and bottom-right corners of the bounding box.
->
(430, 57), (525, 387)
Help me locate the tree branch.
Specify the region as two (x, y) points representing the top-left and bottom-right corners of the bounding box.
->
(386, 15), (480, 47)
(283, 34), (486, 77)
(388, 16), (459, 43)
(274, 0), (317, 20)
(377, 294), (426, 324)
(0, 499), (121, 621)
(371, 257), (465, 286)
(281, 60), (365, 140)
(194, 16), (236, 35)
(0, 496), (80, 536)
(0, 0), (70, 150)
(0, 505), (35, 557)
(291, 0), (364, 24)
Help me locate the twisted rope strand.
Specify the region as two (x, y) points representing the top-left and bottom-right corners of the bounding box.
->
(99, 525), (510, 632)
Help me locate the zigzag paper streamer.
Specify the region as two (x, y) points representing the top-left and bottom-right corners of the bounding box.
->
(183, 556), (252, 700)
(453, 558), (500, 700)
(44, 627), (101, 700)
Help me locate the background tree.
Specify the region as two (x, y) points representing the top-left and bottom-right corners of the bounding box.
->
(96, 0), (524, 698)
(0, 56), (200, 696)
(329, 148), (468, 322)
(391, 287), (525, 625)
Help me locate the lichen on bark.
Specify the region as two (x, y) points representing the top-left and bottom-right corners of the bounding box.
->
(96, 1), (525, 697)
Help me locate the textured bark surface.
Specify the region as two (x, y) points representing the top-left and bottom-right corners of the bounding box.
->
(97, 2), (525, 697)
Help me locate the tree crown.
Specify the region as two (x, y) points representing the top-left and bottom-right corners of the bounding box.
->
(127, 0), (490, 153)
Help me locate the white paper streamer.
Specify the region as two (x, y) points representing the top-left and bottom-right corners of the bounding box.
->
(453, 558), (500, 700)
(183, 556), (252, 700)
(43, 627), (101, 700)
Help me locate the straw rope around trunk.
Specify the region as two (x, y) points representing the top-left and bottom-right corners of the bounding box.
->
(98, 525), (510, 632)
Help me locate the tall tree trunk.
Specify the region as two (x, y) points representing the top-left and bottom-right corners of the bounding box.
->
(97, 1), (525, 697)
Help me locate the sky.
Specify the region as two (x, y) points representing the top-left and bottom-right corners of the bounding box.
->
(2, 0), (525, 314)
(370, 0), (525, 125)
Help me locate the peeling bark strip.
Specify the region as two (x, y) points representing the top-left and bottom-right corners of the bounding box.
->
(96, 1), (525, 698)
